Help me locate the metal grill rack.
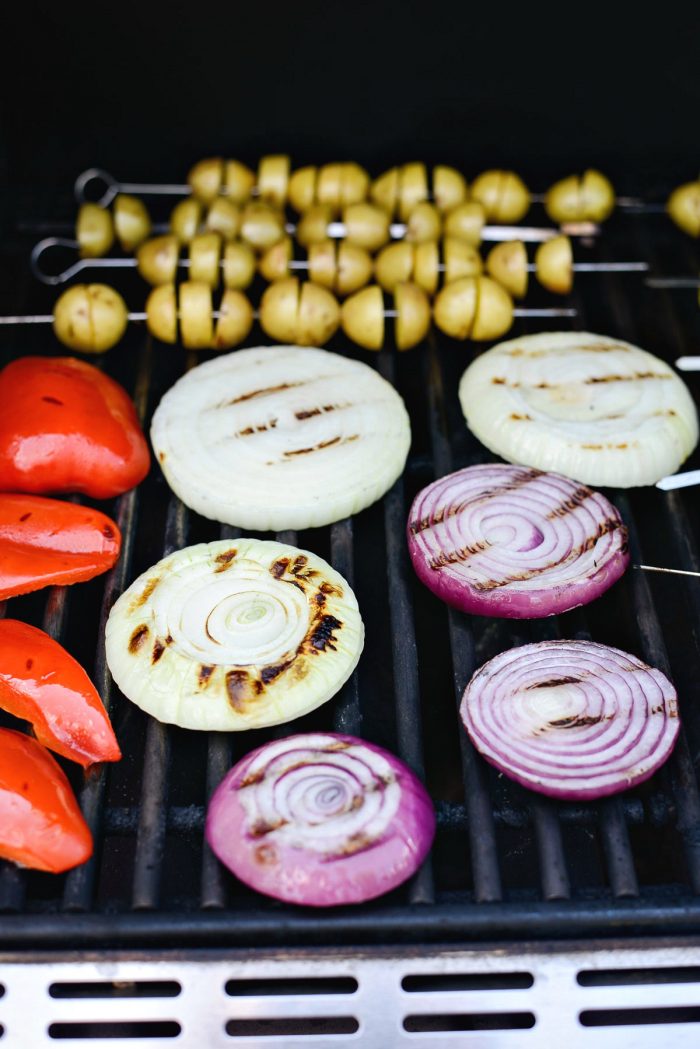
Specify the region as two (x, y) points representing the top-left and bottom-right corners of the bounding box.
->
(0, 192), (699, 1043)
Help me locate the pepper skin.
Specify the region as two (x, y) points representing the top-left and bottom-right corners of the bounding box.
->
(0, 728), (93, 873)
(0, 356), (150, 498)
(0, 620), (121, 766)
(0, 493), (121, 600)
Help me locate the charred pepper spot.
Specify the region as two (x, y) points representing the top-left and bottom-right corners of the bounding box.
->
(198, 664), (214, 687)
(102, 524), (115, 539)
(214, 548), (238, 572)
(128, 624), (150, 653)
(270, 557), (290, 579)
(19, 512), (31, 522)
(226, 669), (264, 711)
(41, 395), (64, 405)
(152, 639), (166, 664)
(25, 658), (34, 670)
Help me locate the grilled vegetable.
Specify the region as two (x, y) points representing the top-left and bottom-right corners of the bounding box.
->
(150, 345), (411, 530)
(545, 170), (615, 224)
(0, 493), (120, 600)
(407, 465), (629, 618)
(106, 540), (363, 732)
(206, 732), (435, 906)
(0, 356), (149, 498)
(667, 181), (700, 237)
(259, 278), (340, 346)
(53, 283), (128, 354)
(113, 194), (151, 251)
(458, 331), (699, 487)
(0, 728), (93, 872)
(76, 203), (114, 258)
(460, 640), (679, 800)
(434, 275), (513, 341)
(470, 170), (530, 223)
(0, 620), (120, 766)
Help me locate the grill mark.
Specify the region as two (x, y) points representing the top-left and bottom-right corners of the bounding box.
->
(229, 381), (304, 405)
(526, 676), (582, 689)
(409, 469), (543, 536)
(509, 413), (532, 421)
(260, 659), (293, 684)
(585, 372), (670, 384)
(198, 665), (214, 687)
(130, 576), (160, 610)
(429, 539), (491, 571)
(546, 486), (591, 519)
(307, 614), (342, 652)
(321, 832), (378, 861)
(295, 403), (347, 420)
(214, 548), (237, 571)
(271, 557), (290, 578)
(239, 768), (265, 788)
(283, 435), (343, 456)
(235, 419), (278, 437)
(504, 342), (633, 358)
(250, 818), (288, 838)
(152, 639), (166, 664)
(549, 714), (608, 728)
(226, 669), (264, 711)
(582, 442), (633, 450)
(128, 624), (149, 653)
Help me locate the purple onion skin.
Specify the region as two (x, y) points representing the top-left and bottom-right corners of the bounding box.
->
(460, 640), (680, 802)
(205, 732), (435, 908)
(407, 465), (630, 619)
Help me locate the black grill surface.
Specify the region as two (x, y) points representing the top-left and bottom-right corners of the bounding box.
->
(0, 191), (699, 950)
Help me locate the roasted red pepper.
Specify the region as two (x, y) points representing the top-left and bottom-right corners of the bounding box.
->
(0, 620), (121, 766)
(0, 728), (93, 872)
(0, 356), (149, 498)
(0, 493), (121, 600)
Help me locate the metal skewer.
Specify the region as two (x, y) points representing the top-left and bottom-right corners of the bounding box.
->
(675, 357), (700, 371)
(656, 470), (700, 491)
(646, 277), (700, 289)
(635, 564), (700, 579)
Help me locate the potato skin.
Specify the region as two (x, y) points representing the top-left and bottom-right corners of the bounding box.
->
(443, 237), (482, 284)
(222, 242), (256, 290)
(205, 198), (241, 241)
(288, 166), (318, 213)
(433, 166), (468, 212)
(188, 158), (224, 204)
(88, 285), (129, 352)
(214, 289), (254, 349)
(170, 199), (203, 244)
(146, 284), (178, 344)
(259, 237), (292, 282)
(137, 236), (179, 286)
(486, 241), (528, 299)
(114, 194), (152, 251)
(179, 281), (213, 350)
(257, 155), (291, 207)
(667, 181), (700, 237)
(224, 160), (256, 205)
(433, 277), (478, 340)
(375, 242), (413, 292)
(76, 203), (114, 258)
(413, 241), (439, 294)
(343, 203), (390, 251)
(336, 243), (373, 296)
(53, 283), (127, 353)
(406, 202), (442, 243)
(443, 202), (486, 246)
(240, 203), (285, 251)
(471, 276), (513, 341)
(259, 278), (300, 343)
(395, 282), (431, 350)
(535, 235), (573, 295)
(297, 283), (341, 346)
(189, 233), (222, 287)
(341, 286), (385, 350)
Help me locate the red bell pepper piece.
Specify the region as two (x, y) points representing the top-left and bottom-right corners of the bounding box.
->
(0, 356), (149, 498)
(0, 620), (121, 767)
(0, 493), (121, 600)
(0, 728), (93, 873)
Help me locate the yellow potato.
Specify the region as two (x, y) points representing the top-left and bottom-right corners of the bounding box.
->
(343, 203), (391, 251)
(288, 166), (318, 212)
(214, 289), (254, 349)
(297, 282), (341, 346)
(52, 285), (93, 352)
(76, 203), (114, 258)
(137, 235), (179, 286)
(375, 242), (414, 292)
(405, 202), (442, 243)
(257, 155), (291, 207)
(340, 163), (370, 207)
(146, 284), (178, 343)
(170, 199), (202, 244)
(88, 284), (129, 352)
(486, 241), (528, 299)
(296, 204), (332, 247)
(470, 171), (502, 219)
(308, 240), (337, 288)
(371, 167), (400, 214)
(398, 163), (429, 220)
(336, 242), (373, 296)
(205, 198), (241, 241)
(240, 202), (285, 251)
(498, 172), (530, 223)
(443, 202), (486, 246)
(667, 181), (700, 237)
(179, 281), (214, 349)
(443, 237), (482, 283)
(113, 194), (151, 251)
(188, 158), (224, 203)
(433, 277), (477, 340)
(395, 282), (431, 351)
(258, 237), (293, 282)
(189, 232), (222, 287)
(544, 175), (583, 224)
(413, 241), (439, 295)
(581, 170), (615, 222)
(259, 277), (300, 342)
(341, 285), (384, 350)
(433, 166), (468, 212)
(224, 160), (256, 205)
(534, 235), (573, 295)
(472, 276), (514, 341)
(317, 163), (343, 211)
(222, 242), (256, 290)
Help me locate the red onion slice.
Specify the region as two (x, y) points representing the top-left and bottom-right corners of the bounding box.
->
(460, 640), (680, 800)
(407, 464), (629, 618)
(205, 732), (435, 907)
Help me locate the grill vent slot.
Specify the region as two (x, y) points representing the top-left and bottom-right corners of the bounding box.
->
(225, 1016), (360, 1038)
(49, 980), (182, 999)
(402, 971), (534, 992)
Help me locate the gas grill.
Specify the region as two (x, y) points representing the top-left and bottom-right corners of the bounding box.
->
(0, 186), (699, 1045)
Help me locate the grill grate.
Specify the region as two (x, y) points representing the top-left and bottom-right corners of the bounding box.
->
(0, 197), (698, 952)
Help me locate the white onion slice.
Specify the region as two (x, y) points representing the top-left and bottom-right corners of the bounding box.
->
(150, 345), (411, 531)
(206, 732), (435, 906)
(105, 539), (364, 731)
(460, 640), (679, 800)
(407, 464), (629, 618)
(458, 331), (699, 488)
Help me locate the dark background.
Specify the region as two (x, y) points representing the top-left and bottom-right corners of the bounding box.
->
(0, 2), (698, 195)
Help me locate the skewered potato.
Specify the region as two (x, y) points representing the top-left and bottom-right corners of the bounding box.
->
(535, 235), (573, 294)
(214, 289), (254, 349)
(375, 242), (413, 291)
(189, 233), (221, 286)
(179, 281), (213, 349)
(259, 277), (340, 346)
(257, 155), (291, 207)
(307, 240), (373, 296)
(443, 202), (486, 246)
(137, 235), (179, 285)
(545, 170), (615, 224)
(113, 194), (152, 251)
(297, 282), (341, 345)
(53, 284), (128, 354)
(406, 202), (441, 243)
(374, 237), (482, 294)
(471, 275), (513, 340)
(259, 237), (293, 282)
(371, 167), (400, 214)
(258, 278), (299, 342)
(342, 203), (391, 251)
(288, 163), (370, 212)
(486, 241), (528, 298)
(341, 285), (384, 350)
(205, 198), (241, 240)
(296, 205), (333, 247)
(443, 237), (483, 283)
(221, 242), (256, 290)
(399, 163), (429, 220)
(433, 166), (468, 212)
(239, 202), (286, 250)
(667, 181), (700, 237)
(433, 277), (478, 340)
(76, 203), (114, 258)
(395, 282), (431, 350)
(470, 171), (530, 223)
(188, 158), (224, 204)
(413, 241), (440, 294)
(146, 284), (177, 343)
(288, 166), (317, 212)
(170, 199), (203, 244)
(224, 160), (256, 204)
(372, 163), (468, 216)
